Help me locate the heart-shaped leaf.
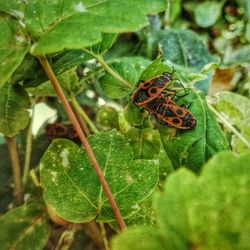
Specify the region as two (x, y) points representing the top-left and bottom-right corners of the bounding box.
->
(40, 130), (159, 222)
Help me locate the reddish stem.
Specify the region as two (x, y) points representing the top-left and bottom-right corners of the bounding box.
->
(5, 136), (23, 205)
(38, 55), (126, 231)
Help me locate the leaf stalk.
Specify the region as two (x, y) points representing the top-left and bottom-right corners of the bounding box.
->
(82, 48), (132, 89)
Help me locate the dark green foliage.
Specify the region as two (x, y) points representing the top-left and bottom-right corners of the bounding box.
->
(0, 0), (249, 249)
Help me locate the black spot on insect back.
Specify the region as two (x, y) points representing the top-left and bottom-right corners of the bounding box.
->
(150, 88), (157, 94)
(176, 108), (183, 115)
(172, 118), (180, 124)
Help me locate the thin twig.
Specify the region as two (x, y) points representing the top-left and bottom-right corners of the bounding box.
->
(82, 48), (132, 89)
(82, 222), (105, 249)
(37, 55), (126, 231)
(99, 222), (111, 250)
(70, 101), (91, 136)
(5, 136), (23, 205)
(22, 107), (34, 186)
(71, 97), (98, 134)
(208, 103), (250, 148)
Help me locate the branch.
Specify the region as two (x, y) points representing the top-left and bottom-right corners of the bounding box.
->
(71, 97), (98, 134)
(22, 107), (34, 186)
(5, 136), (23, 205)
(37, 55), (126, 231)
(82, 48), (132, 89)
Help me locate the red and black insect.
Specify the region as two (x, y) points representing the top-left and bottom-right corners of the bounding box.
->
(131, 69), (187, 107)
(131, 71), (196, 130)
(145, 96), (196, 130)
(131, 71), (174, 106)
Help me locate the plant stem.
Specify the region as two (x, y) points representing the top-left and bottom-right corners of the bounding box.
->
(22, 109), (34, 186)
(70, 102), (91, 136)
(5, 136), (23, 205)
(37, 55), (126, 231)
(208, 103), (250, 148)
(99, 222), (110, 250)
(82, 222), (104, 249)
(82, 48), (132, 89)
(71, 97), (98, 134)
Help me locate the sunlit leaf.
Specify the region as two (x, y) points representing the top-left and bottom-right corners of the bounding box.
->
(40, 130), (159, 222)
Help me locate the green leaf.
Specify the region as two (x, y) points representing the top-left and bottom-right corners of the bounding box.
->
(194, 2), (223, 28)
(210, 91), (250, 152)
(112, 151), (250, 250)
(99, 61), (137, 98)
(0, 201), (50, 250)
(164, 0), (182, 24)
(0, 16), (29, 87)
(139, 58), (213, 92)
(0, 0), (25, 19)
(0, 84), (31, 137)
(124, 128), (160, 159)
(158, 29), (217, 72)
(124, 102), (145, 127)
(91, 33), (117, 55)
(96, 106), (119, 129)
(224, 45), (250, 65)
(40, 130), (159, 222)
(0, 140), (12, 212)
(25, 0), (167, 55)
(26, 69), (81, 97)
(140, 58), (171, 80)
(109, 198), (156, 232)
(19, 50), (92, 88)
(160, 89), (229, 173)
(112, 57), (151, 78)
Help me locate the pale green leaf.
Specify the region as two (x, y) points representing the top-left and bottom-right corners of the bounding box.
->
(224, 45), (250, 65)
(112, 151), (250, 250)
(194, 2), (223, 28)
(210, 91), (250, 152)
